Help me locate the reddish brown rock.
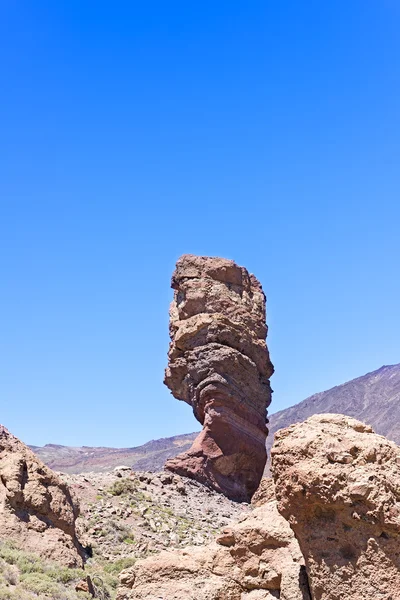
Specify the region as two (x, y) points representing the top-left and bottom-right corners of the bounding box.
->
(0, 424), (84, 567)
(164, 255), (274, 502)
(271, 414), (400, 600)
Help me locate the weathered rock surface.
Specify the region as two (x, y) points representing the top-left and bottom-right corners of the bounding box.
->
(117, 486), (310, 600)
(164, 254), (274, 502)
(0, 424), (84, 567)
(271, 413), (400, 600)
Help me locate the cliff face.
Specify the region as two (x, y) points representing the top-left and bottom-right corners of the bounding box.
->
(0, 425), (84, 567)
(164, 254), (274, 502)
(271, 414), (400, 600)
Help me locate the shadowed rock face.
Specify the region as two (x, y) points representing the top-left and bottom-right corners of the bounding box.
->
(271, 414), (400, 600)
(164, 254), (274, 502)
(0, 425), (84, 567)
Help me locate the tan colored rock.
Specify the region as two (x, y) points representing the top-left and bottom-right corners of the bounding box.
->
(0, 424), (84, 566)
(117, 493), (310, 600)
(271, 413), (400, 600)
(251, 477), (276, 507)
(164, 254), (274, 502)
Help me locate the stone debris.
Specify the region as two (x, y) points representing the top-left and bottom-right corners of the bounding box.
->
(61, 469), (248, 564)
(164, 254), (274, 502)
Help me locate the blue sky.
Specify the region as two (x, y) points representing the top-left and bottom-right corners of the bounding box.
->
(1, 1), (400, 447)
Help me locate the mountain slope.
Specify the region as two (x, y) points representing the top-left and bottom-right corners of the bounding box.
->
(30, 432), (198, 474)
(266, 363), (400, 458)
(30, 364), (400, 474)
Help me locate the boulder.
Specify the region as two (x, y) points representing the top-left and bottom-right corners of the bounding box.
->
(164, 254), (274, 502)
(271, 413), (400, 600)
(0, 424), (84, 566)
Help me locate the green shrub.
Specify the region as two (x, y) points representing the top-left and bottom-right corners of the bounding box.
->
(107, 479), (135, 496)
(103, 557), (136, 576)
(47, 565), (84, 584)
(20, 571), (61, 595)
(0, 541), (91, 600)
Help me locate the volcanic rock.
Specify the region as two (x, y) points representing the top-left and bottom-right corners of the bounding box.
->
(164, 254), (274, 502)
(117, 489), (310, 600)
(0, 424), (84, 567)
(271, 413), (400, 600)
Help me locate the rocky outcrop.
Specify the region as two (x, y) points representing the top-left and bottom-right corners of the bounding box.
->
(164, 254), (274, 502)
(0, 425), (84, 567)
(271, 413), (400, 600)
(117, 487), (310, 600)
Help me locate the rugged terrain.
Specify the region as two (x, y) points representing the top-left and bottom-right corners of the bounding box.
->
(0, 463), (250, 599)
(68, 468), (249, 562)
(29, 433), (198, 475)
(31, 363), (400, 475)
(5, 413), (400, 599)
(117, 479), (309, 600)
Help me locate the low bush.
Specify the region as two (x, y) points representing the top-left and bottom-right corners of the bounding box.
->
(107, 479), (136, 496)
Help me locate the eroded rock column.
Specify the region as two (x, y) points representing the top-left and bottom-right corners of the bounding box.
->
(164, 254), (274, 502)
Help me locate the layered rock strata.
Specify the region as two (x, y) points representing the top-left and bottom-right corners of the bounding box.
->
(271, 413), (400, 600)
(117, 482), (310, 600)
(164, 254), (274, 502)
(0, 424), (84, 566)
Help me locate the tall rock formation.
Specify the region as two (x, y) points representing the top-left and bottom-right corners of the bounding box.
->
(164, 254), (274, 502)
(271, 414), (400, 600)
(0, 424), (84, 567)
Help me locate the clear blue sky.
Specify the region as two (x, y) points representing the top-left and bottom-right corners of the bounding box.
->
(1, 1), (399, 448)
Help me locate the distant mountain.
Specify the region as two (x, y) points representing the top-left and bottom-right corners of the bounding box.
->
(30, 432), (198, 474)
(31, 364), (400, 474)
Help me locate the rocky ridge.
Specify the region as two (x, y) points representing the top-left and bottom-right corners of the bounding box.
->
(5, 414), (400, 599)
(164, 254), (274, 502)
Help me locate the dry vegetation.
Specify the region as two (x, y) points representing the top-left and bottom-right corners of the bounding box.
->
(0, 540), (88, 600)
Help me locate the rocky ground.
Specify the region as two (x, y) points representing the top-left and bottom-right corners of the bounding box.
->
(68, 468), (250, 558)
(57, 467), (251, 597)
